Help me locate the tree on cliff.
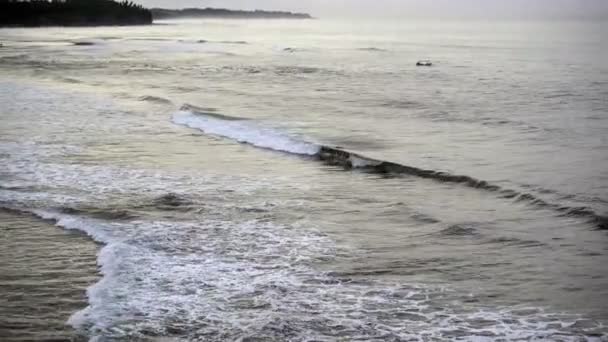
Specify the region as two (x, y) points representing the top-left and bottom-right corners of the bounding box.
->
(0, 0), (153, 26)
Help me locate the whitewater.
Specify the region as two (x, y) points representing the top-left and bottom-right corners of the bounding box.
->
(1, 18), (607, 341)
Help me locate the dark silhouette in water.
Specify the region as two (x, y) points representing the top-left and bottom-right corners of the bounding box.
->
(151, 7), (313, 20)
(0, 0), (152, 27)
(316, 146), (608, 230)
(177, 107), (608, 231)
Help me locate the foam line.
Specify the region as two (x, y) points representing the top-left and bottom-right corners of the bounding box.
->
(172, 107), (320, 155)
(173, 108), (607, 230)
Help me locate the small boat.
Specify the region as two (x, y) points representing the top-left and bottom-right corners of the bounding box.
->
(416, 60), (433, 66)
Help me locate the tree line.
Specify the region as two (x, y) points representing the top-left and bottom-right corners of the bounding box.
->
(0, 0), (153, 26)
(151, 7), (313, 20)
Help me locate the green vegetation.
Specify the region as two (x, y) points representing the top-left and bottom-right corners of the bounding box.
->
(0, 0), (152, 27)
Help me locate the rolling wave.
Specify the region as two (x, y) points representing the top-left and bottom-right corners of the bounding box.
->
(173, 107), (607, 230)
(172, 106), (320, 155)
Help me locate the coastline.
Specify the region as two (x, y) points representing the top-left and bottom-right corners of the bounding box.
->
(0, 0), (152, 28)
(150, 8), (313, 20)
(0, 3), (311, 28)
(0, 23), (152, 28)
(0, 209), (100, 341)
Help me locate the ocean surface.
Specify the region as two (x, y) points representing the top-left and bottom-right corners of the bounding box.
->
(1, 18), (607, 341)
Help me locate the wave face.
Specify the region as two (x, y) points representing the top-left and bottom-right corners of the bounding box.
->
(174, 108), (607, 230)
(173, 107), (320, 155)
(316, 146), (608, 230)
(2, 82), (607, 341)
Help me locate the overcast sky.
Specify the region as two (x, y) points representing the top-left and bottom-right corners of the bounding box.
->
(134, 0), (608, 20)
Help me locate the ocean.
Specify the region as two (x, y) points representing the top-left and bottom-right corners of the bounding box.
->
(0, 18), (607, 341)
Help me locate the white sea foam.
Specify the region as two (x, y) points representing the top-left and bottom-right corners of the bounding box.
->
(2, 83), (606, 341)
(4, 191), (605, 341)
(1, 140), (606, 341)
(173, 110), (320, 155)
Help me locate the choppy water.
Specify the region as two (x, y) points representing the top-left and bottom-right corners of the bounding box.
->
(1, 19), (607, 341)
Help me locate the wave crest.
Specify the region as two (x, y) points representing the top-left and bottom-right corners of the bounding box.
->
(172, 108), (320, 155)
(172, 108), (607, 230)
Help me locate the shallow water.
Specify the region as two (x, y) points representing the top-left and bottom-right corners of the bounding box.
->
(0, 209), (98, 341)
(1, 18), (607, 341)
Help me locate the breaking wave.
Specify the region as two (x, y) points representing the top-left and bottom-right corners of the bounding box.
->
(173, 107), (608, 230)
(1, 144), (606, 341)
(1, 200), (605, 341)
(172, 105), (320, 155)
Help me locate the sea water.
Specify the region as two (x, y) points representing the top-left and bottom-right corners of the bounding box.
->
(1, 18), (607, 341)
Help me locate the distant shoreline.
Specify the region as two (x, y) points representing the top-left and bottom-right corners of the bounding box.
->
(0, 2), (313, 28)
(151, 8), (313, 20)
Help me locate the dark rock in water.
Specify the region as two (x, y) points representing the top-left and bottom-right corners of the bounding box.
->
(154, 193), (191, 207)
(197, 39), (208, 44)
(283, 48), (296, 53)
(73, 41), (95, 46)
(416, 60), (433, 66)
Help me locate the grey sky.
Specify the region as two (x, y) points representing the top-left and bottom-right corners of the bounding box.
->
(134, 0), (608, 20)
